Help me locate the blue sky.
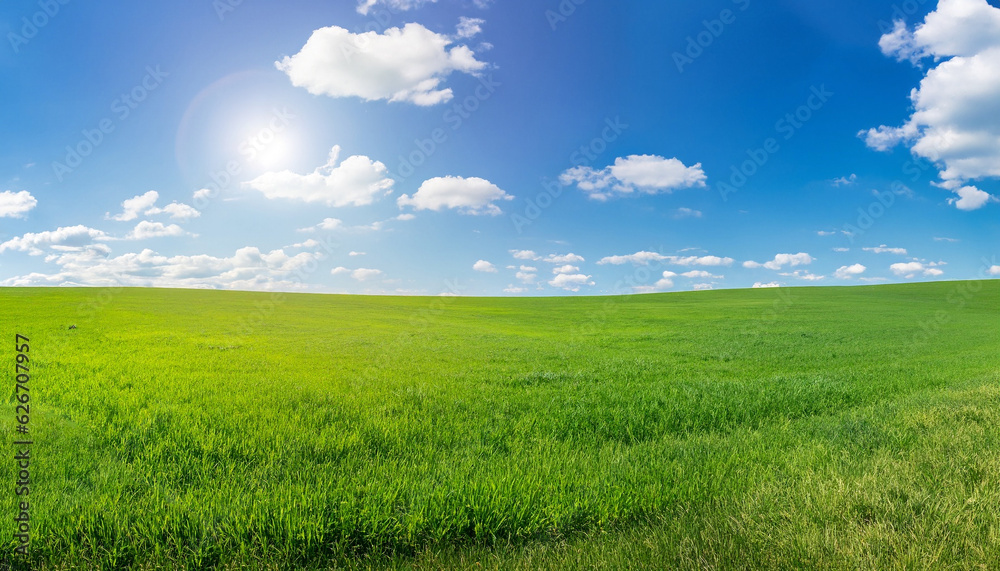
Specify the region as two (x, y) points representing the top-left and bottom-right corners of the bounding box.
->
(1, 0), (998, 295)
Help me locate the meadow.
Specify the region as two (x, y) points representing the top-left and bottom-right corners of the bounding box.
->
(1, 280), (998, 569)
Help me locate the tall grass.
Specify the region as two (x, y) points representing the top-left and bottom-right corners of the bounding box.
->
(0, 281), (997, 568)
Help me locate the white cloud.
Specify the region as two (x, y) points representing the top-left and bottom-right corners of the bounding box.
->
(817, 230), (836, 236)
(780, 270), (825, 281)
(834, 264), (867, 279)
(934, 236), (960, 242)
(633, 271), (677, 293)
(596, 251), (733, 267)
(193, 188), (212, 201)
(356, 0), (438, 15)
(145, 202), (201, 221)
(548, 273), (594, 292)
(988, 265), (1000, 275)
(552, 264), (580, 274)
(244, 146), (393, 207)
(125, 221), (188, 240)
(473, 259), (497, 273)
(396, 213), (416, 221)
(510, 249), (539, 261)
(276, 23), (487, 106)
(833, 247), (850, 252)
(948, 185), (994, 210)
(832, 174), (857, 186)
(0, 190), (37, 218)
(752, 282), (781, 288)
(0, 225), (110, 255)
(399, 176), (512, 215)
(597, 251), (667, 265)
(863, 0), (1000, 209)
(332, 267), (383, 281)
(560, 155), (707, 201)
(743, 253), (813, 270)
(693, 283), (714, 291)
(503, 285), (528, 293)
(863, 244), (908, 255)
(675, 207), (703, 218)
(890, 261), (945, 278)
(456, 17), (485, 39)
(349, 251), (365, 256)
(108, 191), (159, 222)
(319, 218), (344, 230)
(543, 253), (585, 264)
(680, 270), (721, 279)
(515, 270), (537, 284)
(1, 246), (325, 290)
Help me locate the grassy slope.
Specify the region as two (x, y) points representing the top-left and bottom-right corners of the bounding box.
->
(0, 281), (997, 569)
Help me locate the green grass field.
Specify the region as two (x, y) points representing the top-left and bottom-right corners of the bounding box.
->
(1, 281), (998, 569)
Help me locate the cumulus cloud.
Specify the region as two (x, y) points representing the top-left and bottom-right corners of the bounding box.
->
(356, 0), (438, 15)
(543, 253), (585, 264)
(0, 225), (110, 255)
(0, 190), (37, 218)
(988, 265), (1000, 275)
(244, 146), (393, 207)
(680, 270), (721, 279)
(456, 17), (485, 39)
(108, 191), (159, 222)
(779, 270), (825, 281)
(552, 264), (580, 274)
(548, 273), (594, 292)
(863, 244), (908, 255)
(276, 23), (487, 106)
(596, 251), (734, 267)
(332, 267), (383, 281)
(124, 221), (188, 240)
(890, 261), (945, 278)
(560, 155), (707, 201)
(834, 264), (867, 279)
(948, 185), (994, 210)
(510, 249), (539, 261)
(145, 202), (201, 221)
(861, 0), (1000, 210)
(743, 253), (813, 270)
(752, 282), (781, 288)
(633, 271), (677, 294)
(1, 246), (326, 290)
(473, 259), (497, 273)
(398, 176), (513, 215)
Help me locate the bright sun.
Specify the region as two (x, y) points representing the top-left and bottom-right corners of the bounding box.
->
(238, 114), (298, 170)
